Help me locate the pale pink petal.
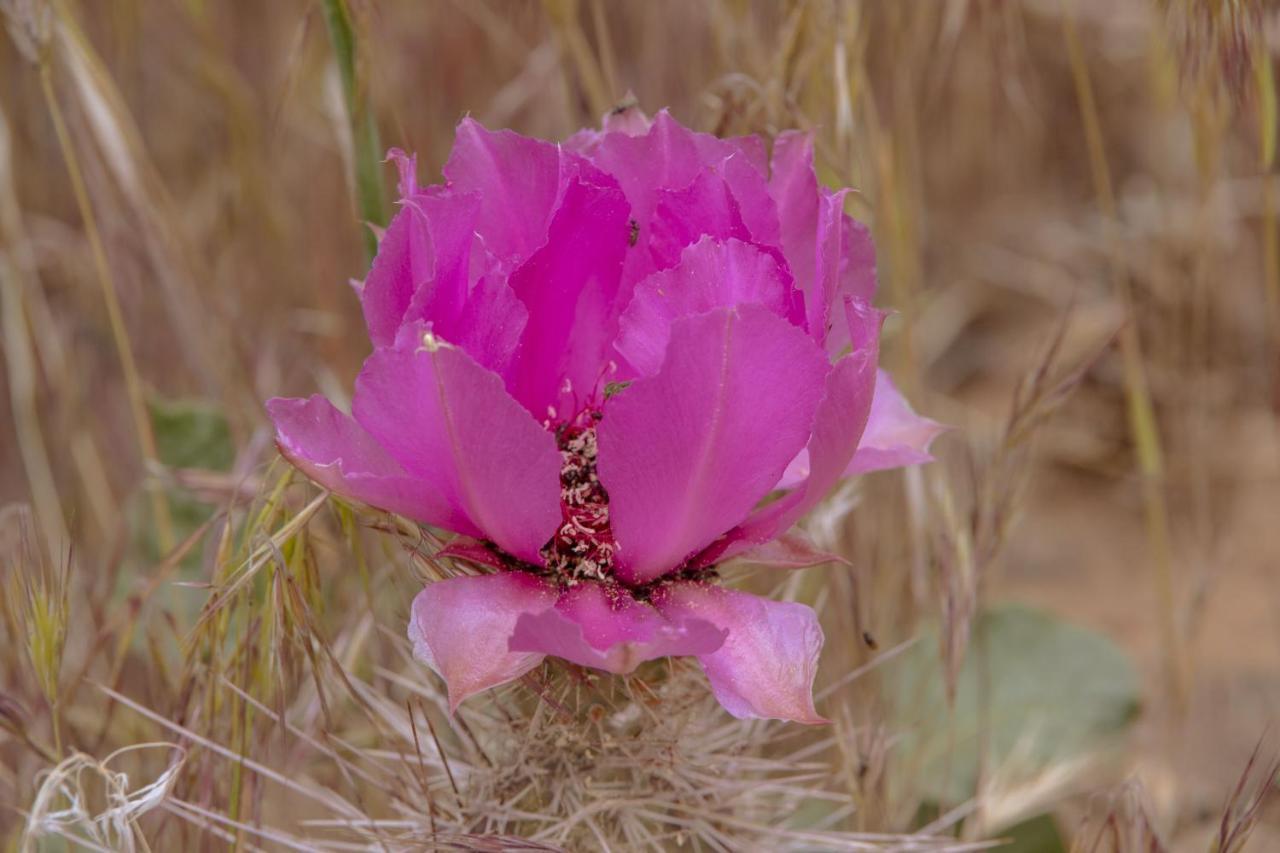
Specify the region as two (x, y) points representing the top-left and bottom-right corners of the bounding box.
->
(504, 177), (630, 418)
(656, 583), (827, 724)
(352, 332), (563, 563)
(615, 236), (803, 376)
(597, 305), (829, 584)
(443, 118), (565, 265)
(733, 531), (850, 570)
(267, 395), (464, 529)
(408, 572), (556, 712)
(509, 582), (726, 674)
(693, 299), (882, 567)
(846, 369), (946, 475)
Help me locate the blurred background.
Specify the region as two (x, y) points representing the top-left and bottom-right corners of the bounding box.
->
(1, 1), (1278, 850)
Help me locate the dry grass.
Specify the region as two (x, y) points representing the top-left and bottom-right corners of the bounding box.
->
(1, 0), (1279, 850)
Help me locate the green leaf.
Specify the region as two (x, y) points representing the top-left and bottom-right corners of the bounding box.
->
(149, 397), (234, 471)
(320, 0), (388, 262)
(884, 604), (1140, 806)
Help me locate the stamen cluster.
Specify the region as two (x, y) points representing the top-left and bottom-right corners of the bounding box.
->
(540, 411), (617, 584)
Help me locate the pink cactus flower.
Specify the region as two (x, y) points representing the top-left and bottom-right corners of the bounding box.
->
(267, 106), (942, 723)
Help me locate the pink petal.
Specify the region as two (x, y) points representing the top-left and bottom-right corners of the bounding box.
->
(770, 132), (821, 319)
(615, 236), (803, 377)
(588, 111), (709, 225)
(436, 537), (510, 572)
(733, 531), (850, 570)
(509, 581), (726, 674)
(386, 147), (419, 198)
(352, 331), (563, 563)
(359, 181), (484, 351)
(846, 369), (946, 475)
(408, 572), (556, 712)
(504, 177), (630, 418)
(267, 395), (462, 528)
(358, 202), (432, 348)
(769, 133), (876, 347)
(693, 299), (882, 567)
(775, 370), (942, 483)
(603, 102), (653, 135)
(646, 168), (752, 270)
(442, 118), (565, 265)
(721, 151), (781, 247)
(815, 189), (878, 356)
(597, 304), (829, 584)
(426, 272), (528, 375)
(656, 583), (827, 724)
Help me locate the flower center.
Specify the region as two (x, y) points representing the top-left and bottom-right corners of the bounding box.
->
(540, 410), (617, 584)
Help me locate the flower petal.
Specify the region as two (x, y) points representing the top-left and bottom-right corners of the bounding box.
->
(504, 177), (630, 418)
(769, 133), (876, 347)
(408, 572), (556, 712)
(509, 581), (726, 674)
(358, 201), (432, 348)
(646, 168), (752, 270)
(352, 333), (563, 562)
(597, 304), (829, 584)
(267, 395), (460, 526)
(733, 531), (850, 570)
(656, 583), (827, 724)
(846, 369), (946, 475)
(693, 299), (882, 567)
(615, 237), (803, 377)
(770, 132), (821, 317)
(442, 118), (566, 265)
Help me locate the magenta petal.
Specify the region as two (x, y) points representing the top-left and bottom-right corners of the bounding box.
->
(598, 304), (829, 584)
(442, 118), (566, 265)
(408, 572), (556, 712)
(615, 237), (803, 376)
(770, 132), (821, 311)
(267, 395), (462, 527)
(359, 187), (483, 350)
(814, 189), (878, 355)
(846, 370), (946, 475)
(358, 203), (431, 347)
(647, 168), (752, 270)
(504, 177), (630, 418)
(603, 102), (653, 135)
(769, 133), (877, 347)
(426, 272), (528, 375)
(656, 583), (827, 724)
(352, 334), (563, 563)
(510, 582), (726, 674)
(693, 300), (882, 567)
(436, 537), (510, 572)
(589, 111), (710, 225)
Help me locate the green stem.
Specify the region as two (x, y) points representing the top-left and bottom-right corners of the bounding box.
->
(320, 0), (387, 261)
